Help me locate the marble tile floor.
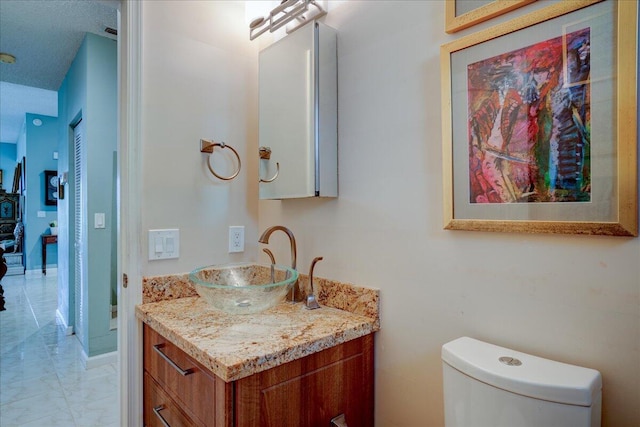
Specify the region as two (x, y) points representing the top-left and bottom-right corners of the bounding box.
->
(0, 273), (119, 426)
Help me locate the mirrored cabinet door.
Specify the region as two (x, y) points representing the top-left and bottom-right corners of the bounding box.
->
(259, 22), (337, 199)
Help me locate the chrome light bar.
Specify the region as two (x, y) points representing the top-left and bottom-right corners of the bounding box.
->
(249, 0), (327, 41)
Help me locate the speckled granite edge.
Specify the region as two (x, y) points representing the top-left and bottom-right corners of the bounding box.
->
(297, 274), (380, 328)
(142, 273), (197, 303)
(136, 297), (379, 382)
(142, 272), (380, 325)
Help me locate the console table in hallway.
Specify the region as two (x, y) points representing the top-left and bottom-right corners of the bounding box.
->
(41, 234), (57, 275)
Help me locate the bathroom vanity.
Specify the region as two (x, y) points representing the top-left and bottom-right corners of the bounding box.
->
(137, 279), (379, 427)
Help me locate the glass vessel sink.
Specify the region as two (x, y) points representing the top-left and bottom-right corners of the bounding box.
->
(189, 262), (298, 314)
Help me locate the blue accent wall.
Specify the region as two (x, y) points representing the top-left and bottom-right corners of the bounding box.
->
(57, 33), (117, 357)
(55, 31), (86, 335)
(0, 143), (17, 192)
(24, 114), (59, 271)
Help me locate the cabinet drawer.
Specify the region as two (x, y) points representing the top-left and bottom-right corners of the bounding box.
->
(236, 334), (374, 427)
(145, 373), (195, 427)
(144, 324), (232, 427)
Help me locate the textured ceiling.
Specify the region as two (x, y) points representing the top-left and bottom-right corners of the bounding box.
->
(0, 0), (118, 144)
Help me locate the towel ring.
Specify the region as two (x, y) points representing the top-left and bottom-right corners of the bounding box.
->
(259, 162), (280, 183)
(200, 139), (241, 181)
(258, 146), (280, 183)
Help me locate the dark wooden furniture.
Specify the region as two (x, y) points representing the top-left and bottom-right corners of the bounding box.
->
(0, 247), (6, 311)
(41, 234), (57, 275)
(0, 190), (24, 276)
(0, 190), (19, 242)
(143, 323), (374, 427)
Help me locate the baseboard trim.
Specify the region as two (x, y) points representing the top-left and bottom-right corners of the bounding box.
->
(82, 350), (118, 370)
(55, 309), (74, 335)
(25, 268), (58, 278)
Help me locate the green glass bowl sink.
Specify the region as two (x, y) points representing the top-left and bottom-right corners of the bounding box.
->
(189, 262), (298, 315)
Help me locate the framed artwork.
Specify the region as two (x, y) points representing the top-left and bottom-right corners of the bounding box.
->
(0, 197), (15, 221)
(12, 162), (21, 193)
(441, 0), (638, 236)
(44, 170), (59, 206)
(21, 157), (26, 194)
(445, 0), (536, 34)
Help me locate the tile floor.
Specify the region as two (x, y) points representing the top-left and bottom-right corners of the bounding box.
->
(0, 273), (119, 426)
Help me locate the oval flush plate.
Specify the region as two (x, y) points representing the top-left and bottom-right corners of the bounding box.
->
(499, 356), (522, 366)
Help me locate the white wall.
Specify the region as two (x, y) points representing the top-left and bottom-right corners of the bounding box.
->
(259, 2), (640, 426)
(140, 0), (259, 276)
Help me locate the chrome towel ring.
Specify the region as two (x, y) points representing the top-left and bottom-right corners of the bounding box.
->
(200, 139), (241, 181)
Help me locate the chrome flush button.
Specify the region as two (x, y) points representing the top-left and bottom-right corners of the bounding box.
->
(499, 356), (522, 366)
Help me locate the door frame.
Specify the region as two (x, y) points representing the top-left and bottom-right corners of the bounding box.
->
(117, 1), (143, 425)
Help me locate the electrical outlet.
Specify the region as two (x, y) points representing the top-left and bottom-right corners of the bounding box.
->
(229, 226), (244, 253)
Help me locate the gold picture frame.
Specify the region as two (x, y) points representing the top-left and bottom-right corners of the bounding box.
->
(445, 0), (536, 34)
(441, 0), (638, 236)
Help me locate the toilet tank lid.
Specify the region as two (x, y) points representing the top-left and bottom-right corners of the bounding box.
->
(442, 337), (602, 407)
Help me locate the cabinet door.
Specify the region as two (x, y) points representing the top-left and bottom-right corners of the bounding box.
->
(258, 22), (337, 199)
(235, 334), (374, 427)
(144, 324), (233, 427)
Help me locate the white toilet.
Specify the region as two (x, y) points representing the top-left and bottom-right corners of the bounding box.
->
(442, 337), (602, 427)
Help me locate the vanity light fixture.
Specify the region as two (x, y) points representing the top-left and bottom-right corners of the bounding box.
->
(0, 53), (16, 64)
(249, 0), (326, 41)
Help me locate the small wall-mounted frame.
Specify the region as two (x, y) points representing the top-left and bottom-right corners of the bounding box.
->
(445, 0), (536, 33)
(44, 170), (59, 206)
(441, 0), (637, 236)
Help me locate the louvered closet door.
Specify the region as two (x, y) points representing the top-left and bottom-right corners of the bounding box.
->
(73, 119), (87, 346)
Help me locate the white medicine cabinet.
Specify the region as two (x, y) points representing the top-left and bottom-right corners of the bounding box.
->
(258, 22), (337, 199)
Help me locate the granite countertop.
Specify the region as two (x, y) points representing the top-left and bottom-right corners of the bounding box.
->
(136, 277), (379, 382)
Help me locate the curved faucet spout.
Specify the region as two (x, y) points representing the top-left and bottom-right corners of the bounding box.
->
(258, 226), (297, 270)
(258, 225), (299, 302)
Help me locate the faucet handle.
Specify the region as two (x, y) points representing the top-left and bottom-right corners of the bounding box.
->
(263, 249), (277, 283)
(262, 248), (276, 264)
(309, 257), (323, 284)
(305, 257), (323, 310)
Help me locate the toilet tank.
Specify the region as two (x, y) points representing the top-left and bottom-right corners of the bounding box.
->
(442, 337), (602, 427)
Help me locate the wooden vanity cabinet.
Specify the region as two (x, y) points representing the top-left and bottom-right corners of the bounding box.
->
(143, 323), (374, 427)
(144, 325), (233, 427)
(144, 372), (203, 427)
(235, 333), (374, 427)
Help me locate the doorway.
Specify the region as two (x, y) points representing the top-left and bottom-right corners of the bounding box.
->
(60, 32), (119, 364)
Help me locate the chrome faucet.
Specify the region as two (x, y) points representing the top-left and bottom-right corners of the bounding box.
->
(258, 226), (299, 302)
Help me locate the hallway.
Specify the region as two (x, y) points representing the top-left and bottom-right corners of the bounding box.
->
(0, 273), (118, 426)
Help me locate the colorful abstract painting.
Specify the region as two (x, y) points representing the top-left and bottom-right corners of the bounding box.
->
(467, 28), (591, 203)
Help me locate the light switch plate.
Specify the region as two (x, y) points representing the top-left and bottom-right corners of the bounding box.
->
(95, 213), (106, 229)
(148, 229), (180, 260)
